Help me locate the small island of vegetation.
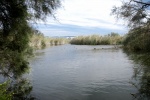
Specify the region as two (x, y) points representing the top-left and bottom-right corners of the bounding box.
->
(70, 33), (123, 45)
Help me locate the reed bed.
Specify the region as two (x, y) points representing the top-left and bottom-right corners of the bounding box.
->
(70, 34), (123, 45)
(29, 32), (69, 49)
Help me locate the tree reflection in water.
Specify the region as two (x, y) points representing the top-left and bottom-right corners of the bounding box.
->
(125, 51), (150, 100)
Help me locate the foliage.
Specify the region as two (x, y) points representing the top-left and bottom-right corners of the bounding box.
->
(114, 0), (150, 99)
(70, 33), (123, 45)
(11, 79), (34, 100)
(49, 37), (69, 45)
(0, 81), (12, 100)
(0, 23), (31, 79)
(0, 0), (61, 99)
(123, 26), (150, 52)
(29, 30), (46, 49)
(125, 51), (150, 99)
(111, 0), (150, 28)
(0, 79), (33, 100)
(0, 0), (61, 77)
(29, 30), (69, 49)
(112, 0), (150, 52)
(0, 50), (30, 79)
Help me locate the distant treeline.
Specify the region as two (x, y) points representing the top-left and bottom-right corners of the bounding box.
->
(70, 33), (123, 45)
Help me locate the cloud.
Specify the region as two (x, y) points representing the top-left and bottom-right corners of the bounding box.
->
(36, 0), (127, 36)
(34, 23), (127, 37)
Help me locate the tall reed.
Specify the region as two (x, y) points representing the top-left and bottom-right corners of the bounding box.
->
(29, 30), (69, 49)
(70, 33), (123, 45)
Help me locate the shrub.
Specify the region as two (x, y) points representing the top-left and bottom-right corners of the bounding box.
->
(123, 26), (150, 52)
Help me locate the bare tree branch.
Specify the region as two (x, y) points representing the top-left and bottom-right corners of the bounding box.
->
(133, 0), (150, 5)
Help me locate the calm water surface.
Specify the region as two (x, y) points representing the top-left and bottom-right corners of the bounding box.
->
(29, 44), (137, 100)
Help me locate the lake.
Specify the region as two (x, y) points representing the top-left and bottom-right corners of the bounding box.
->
(29, 44), (139, 100)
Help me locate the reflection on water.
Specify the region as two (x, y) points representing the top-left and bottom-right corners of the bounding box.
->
(124, 51), (150, 100)
(29, 44), (140, 100)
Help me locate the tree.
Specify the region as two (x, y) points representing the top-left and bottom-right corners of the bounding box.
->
(111, 0), (150, 28)
(0, 0), (61, 36)
(111, 0), (150, 52)
(0, 0), (61, 78)
(0, 0), (61, 99)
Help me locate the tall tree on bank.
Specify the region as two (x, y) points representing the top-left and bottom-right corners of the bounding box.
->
(111, 0), (150, 52)
(0, 0), (61, 99)
(0, 0), (61, 78)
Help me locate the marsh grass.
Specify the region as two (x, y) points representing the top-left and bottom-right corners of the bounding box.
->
(49, 38), (69, 45)
(70, 33), (123, 45)
(29, 32), (69, 49)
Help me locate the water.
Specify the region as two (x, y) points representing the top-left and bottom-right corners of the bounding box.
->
(29, 44), (138, 100)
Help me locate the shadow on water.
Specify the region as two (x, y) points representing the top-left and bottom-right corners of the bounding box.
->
(124, 50), (150, 100)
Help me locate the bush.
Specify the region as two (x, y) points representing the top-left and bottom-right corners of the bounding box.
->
(123, 26), (150, 52)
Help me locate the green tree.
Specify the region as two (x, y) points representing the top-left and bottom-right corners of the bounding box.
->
(0, 0), (61, 78)
(0, 81), (12, 100)
(111, 0), (150, 52)
(0, 0), (61, 99)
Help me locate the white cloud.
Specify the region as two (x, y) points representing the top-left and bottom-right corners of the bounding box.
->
(37, 0), (127, 36)
(53, 0), (124, 28)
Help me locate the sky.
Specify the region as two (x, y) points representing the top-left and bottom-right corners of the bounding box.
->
(33, 0), (128, 37)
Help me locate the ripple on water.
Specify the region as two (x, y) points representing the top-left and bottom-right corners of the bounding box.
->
(29, 45), (137, 100)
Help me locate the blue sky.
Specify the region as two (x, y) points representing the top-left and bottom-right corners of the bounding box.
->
(34, 0), (128, 37)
